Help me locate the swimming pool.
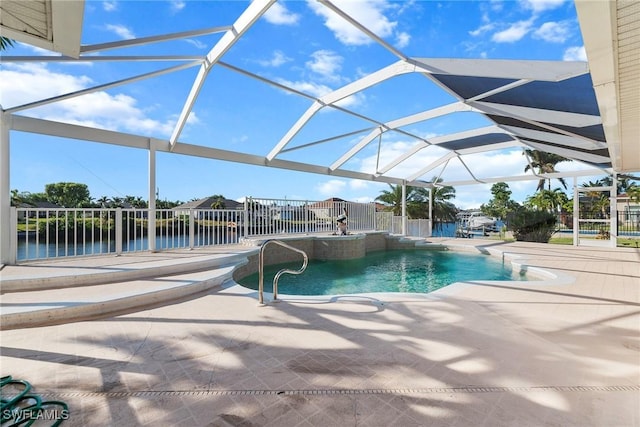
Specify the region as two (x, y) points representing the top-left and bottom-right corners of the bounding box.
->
(238, 249), (527, 296)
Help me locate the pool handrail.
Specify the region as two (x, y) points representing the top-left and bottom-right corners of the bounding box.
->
(258, 239), (308, 305)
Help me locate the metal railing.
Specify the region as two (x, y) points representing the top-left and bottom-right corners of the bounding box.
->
(554, 210), (640, 239)
(244, 197), (377, 236)
(258, 240), (308, 305)
(12, 198), (382, 263)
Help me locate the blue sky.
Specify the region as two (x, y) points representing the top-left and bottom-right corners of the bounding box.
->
(1, 0), (598, 209)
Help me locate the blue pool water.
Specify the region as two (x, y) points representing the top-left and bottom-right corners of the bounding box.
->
(238, 249), (528, 296)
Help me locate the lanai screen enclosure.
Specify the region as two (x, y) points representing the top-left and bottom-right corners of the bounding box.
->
(0, 0), (638, 264)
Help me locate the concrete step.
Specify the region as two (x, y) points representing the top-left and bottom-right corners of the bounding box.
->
(0, 248), (257, 330)
(0, 266), (242, 330)
(0, 251), (255, 293)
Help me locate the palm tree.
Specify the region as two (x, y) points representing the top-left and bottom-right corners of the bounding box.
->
(627, 184), (640, 204)
(376, 179), (457, 224)
(525, 188), (567, 213)
(375, 184), (419, 217)
(581, 179), (611, 219)
(0, 37), (14, 51)
(413, 178), (457, 221)
(523, 149), (571, 191)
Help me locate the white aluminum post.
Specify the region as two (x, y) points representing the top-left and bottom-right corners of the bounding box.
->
(189, 208), (195, 249)
(573, 177), (579, 246)
(148, 141), (157, 251)
(401, 183), (407, 236)
(115, 208), (123, 255)
(243, 198), (248, 238)
(9, 207), (17, 264)
(429, 188), (433, 237)
(0, 112), (11, 265)
(610, 175), (617, 247)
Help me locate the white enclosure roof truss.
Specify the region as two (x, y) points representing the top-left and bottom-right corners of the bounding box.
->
(1, 0), (638, 194)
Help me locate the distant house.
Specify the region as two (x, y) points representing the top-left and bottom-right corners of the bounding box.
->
(17, 201), (63, 219)
(617, 193), (640, 226)
(308, 197), (349, 223)
(173, 196), (243, 220)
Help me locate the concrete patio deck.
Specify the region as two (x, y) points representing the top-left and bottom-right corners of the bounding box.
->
(0, 239), (638, 426)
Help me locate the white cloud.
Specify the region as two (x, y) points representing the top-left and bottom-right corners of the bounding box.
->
(563, 46), (586, 61)
(308, 0), (397, 46)
(519, 0), (566, 14)
(105, 24), (135, 40)
(0, 63), (176, 137)
(170, 0), (186, 13)
(185, 39), (207, 49)
(186, 111), (200, 126)
(349, 180), (370, 191)
(316, 179), (347, 196)
(231, 135), (249, 145)
(335, 92), (367, 109)
(277, 78), (333, 98)
(264, 2), (300, 25)
(469, 23), (495, 37)
(306, 50), (343, 80)
(492, 19), (534, 43)
(103, 1), (117, 12)
(258, 50), (292, 67)
(395, 31), (410, 48)
(275, 77), (365, 108)
(533, 21), (571, 43)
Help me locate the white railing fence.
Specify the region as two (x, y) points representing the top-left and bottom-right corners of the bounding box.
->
(387, 216), (432, 237)
(13, 198), (384, 263)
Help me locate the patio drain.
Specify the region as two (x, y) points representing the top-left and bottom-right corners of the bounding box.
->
(44, 384), (640, 399)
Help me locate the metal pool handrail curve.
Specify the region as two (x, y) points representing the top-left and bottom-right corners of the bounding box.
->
(258, 239), (308, 305)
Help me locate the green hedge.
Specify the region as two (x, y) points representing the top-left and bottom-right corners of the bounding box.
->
(507, 208), (557, 243)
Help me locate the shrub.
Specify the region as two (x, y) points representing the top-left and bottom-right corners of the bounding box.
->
(507, 208), (557, 243)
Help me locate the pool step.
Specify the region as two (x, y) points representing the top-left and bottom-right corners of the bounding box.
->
(0, 251), (253, 293)
(0, 249), (256, 330)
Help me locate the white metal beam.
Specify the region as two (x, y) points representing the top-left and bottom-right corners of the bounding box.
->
(407, 152), (458, 182)
(5, 62), (201, 114)
(471, 101), (607, 147)
(0, 55), (205, 63)
(503, 126), (605, 151)
(169, 0), (276, 149)
(330, 102), (471, 172)
(0, 112), (11, 265)
(81, 26), (231, 54)
(412, 58), (589, 81)
(318, 0), (408, 62)
(320, 61), (417, 107)
(267, 61), (418, 161)
(441, 169), (610, 187)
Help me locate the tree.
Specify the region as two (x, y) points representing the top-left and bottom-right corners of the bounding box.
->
(124, 195), (148, 208)
(44, 182), (92, 208)
(11, 190), (48, 207)
(523, 149), (572, 191)
(627, 184), (640, 204)
(96, 196), (111, 208)
(375, 184), (419, 217)
(210, 194), (226, 209)
(419, 177), (457, 225)
(376, 180), (457, 225)
(525, 188), (568, 213)
(581, 179), (611, 219)
(481, 182), (520, 221)
(0, 37), (14, 51)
